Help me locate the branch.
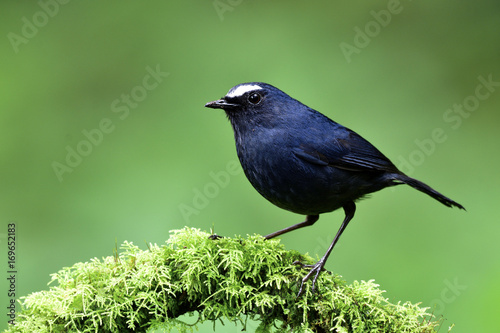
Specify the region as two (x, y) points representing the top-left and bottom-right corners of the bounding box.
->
(5, 227), (448, 332)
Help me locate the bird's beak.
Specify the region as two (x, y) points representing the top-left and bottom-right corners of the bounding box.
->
(205, 98), (237, 110)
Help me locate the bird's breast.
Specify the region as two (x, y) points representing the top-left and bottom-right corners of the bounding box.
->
(234, 130), (352, 215)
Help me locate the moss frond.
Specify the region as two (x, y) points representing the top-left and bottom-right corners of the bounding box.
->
(4, 227), (446, 332)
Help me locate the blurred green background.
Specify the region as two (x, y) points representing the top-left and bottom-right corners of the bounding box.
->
(1, 1), (499, 332)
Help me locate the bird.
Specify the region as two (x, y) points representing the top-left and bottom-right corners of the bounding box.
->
(205, 82), (465, 296)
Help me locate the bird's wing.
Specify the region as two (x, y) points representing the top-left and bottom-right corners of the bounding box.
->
(293, 130), (398, 173)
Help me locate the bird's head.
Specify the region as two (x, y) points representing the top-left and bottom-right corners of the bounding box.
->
(205, 82), (272, 112)
(205, 82), (306, 130)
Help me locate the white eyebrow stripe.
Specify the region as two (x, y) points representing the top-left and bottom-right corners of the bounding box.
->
(226, 84), (262, 98)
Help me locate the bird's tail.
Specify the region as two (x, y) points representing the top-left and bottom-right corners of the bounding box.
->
(392, 174), (465, 210)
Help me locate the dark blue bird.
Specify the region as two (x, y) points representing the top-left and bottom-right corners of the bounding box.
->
(205, 82), (464, 296)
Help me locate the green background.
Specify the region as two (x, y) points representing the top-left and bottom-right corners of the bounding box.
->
(1, 1), (499, 332)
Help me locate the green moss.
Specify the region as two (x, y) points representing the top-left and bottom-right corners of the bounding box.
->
(4, 227), (448, 332)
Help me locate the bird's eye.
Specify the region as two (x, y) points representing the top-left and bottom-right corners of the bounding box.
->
(248, 92), (262, 105)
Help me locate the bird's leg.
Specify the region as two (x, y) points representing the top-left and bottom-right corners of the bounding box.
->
(264, 215), (319, 240)
(296, 202), (356, 297)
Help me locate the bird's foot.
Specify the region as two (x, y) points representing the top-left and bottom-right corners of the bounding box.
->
(208, 234), (222, 240)
(292, 259), (326, 297)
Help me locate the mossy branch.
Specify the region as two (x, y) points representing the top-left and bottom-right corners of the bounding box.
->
(5, 227), (449, 333)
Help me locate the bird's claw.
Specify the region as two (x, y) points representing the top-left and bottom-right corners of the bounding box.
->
(292, 260), (316, 269)
(208, 234), (222, 240)
(293, 260), (326, 297)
